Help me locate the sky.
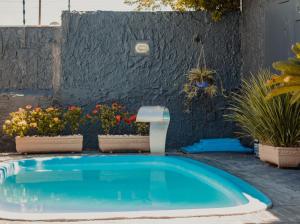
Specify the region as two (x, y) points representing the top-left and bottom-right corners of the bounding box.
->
(0, 0), (144, 26)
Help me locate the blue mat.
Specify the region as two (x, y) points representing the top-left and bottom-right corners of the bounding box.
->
(181, 138), (253, 154)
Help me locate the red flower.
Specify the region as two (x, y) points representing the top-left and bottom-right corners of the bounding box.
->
(92, 109), (98, 115)
(129, 114), (137, 122)
(86, 114), (92, 119)
(124, 118), (131, 125)
(115, 115), (122, 124)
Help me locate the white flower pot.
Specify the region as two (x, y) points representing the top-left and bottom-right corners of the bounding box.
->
(259, 144), (300, 168)
(98, 135), (150, 153)
(15, 135), (83, 154)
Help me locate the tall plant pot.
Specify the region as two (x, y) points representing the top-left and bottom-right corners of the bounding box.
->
(98, 135), (150, 153)
(16, 135), (83, 154)
(259, 144), (300, 168)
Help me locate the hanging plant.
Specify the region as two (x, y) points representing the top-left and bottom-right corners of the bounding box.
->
(182, 43), (220, 109)
(183, 68), (217, 101)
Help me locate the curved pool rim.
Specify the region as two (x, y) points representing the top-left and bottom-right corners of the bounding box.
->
(0, 155), (272, 221)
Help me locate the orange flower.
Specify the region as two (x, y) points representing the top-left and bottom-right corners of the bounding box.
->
(35, 107), (41, 112)
(68, 106), (77, 111)
(112, 102), (119, 110)
(25, 105), (32, 110)
(115, 115), (122, 124)
(92, 109), (98, 115)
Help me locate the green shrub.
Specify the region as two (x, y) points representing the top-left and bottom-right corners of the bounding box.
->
(3, 106), (84, 137)
(226, 70), (300, 147)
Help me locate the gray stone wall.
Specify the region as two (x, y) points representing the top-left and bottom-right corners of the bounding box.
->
(0, 27), (61, 90)
(241, 0), (300, 77)
(241, 0), (268, 77)
(0, 27), (60, 151)
(0, 12), (241, 151)
(60, 11), (241, 149)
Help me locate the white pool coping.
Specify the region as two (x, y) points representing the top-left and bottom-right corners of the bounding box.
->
(0, 194), (268, 221)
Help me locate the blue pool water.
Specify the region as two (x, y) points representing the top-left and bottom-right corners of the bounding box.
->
(0, 156), (271, 214)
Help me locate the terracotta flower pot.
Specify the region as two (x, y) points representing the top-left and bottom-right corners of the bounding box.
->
(98, 135), (150, 153)
(15, 135), (83, 154)
(259, 144), (300, 168)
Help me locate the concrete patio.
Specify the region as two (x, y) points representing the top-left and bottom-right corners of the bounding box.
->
(0, 152), (299, 224)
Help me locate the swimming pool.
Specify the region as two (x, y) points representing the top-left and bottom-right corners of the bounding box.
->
(0, 155), (271, 220)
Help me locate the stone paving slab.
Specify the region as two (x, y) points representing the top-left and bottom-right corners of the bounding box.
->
(0, 152), (299, 224)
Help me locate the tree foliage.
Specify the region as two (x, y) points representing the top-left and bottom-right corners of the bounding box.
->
(124, 0), (240, 21)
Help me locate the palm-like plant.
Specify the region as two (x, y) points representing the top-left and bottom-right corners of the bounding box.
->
(266, 43), (300, 104)
(227, 70), (300, 147)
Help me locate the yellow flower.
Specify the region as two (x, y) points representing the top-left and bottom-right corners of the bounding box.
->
(18, 108), (25, 112)
(30, 123), (37, 128)
(4, 120), (11, 125)
(18, 120), (27, 126)
(46, 107), (54, 112)
(12, 117), (18, 123)
(53, 117), (60, 123)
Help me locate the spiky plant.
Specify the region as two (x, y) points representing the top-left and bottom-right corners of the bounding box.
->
(226, 70), (300, 147)
(266, 43), (300, 104)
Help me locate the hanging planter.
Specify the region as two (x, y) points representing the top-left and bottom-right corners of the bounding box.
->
(182, 43), (223, 110)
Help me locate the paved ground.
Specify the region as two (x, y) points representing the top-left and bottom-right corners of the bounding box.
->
(0, 151), (299, 224)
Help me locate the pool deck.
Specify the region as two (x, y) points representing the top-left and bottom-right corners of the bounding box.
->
(0, 151), (299, 224)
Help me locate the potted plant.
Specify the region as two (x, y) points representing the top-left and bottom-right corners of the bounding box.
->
(227, 70), (300, 168)
(89, 103), (150, 153)
(2, 105), (84, 153)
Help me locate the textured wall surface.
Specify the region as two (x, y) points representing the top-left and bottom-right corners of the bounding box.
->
(0, 12), (241, 151)
(0, 27), (61, 90)
(60, 11), (241, 149)
(0, 27), (59, 151)
(241, 0), (268, 77)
